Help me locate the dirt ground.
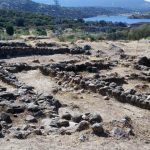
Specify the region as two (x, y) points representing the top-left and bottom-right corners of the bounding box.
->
(0, 39), (150, 150)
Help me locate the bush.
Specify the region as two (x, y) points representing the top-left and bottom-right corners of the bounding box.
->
(128, 25), (150, 40)
(6, 26), (14, 36)
(35, 28), (47, 36)
(15, 18), (25, 27)
(16, 28), (30, 35)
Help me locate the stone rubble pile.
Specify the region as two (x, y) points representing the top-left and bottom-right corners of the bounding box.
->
(0, 42), (89, 59)
(40, 62), (150, 110)
(0, 85), (134, 139)
(0, 62), (134, 139)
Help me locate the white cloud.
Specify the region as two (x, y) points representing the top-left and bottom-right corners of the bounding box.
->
(145, 0), (150, 2)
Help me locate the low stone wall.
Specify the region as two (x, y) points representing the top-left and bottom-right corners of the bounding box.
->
(0, 67), (23, 87)
(0, 42), (30, 47)
(0, 44), (88, 59)
(40, 63), (150, 110)
(0, 47), (71, 59)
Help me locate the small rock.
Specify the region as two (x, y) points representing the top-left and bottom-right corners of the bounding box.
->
(111, 127), (127, 138)
(34, 110), (45, 118)
(27, 103), (40, 112)
(82, 113), (90, 121)
(21, 124), (29, 131)
(34, 129), (42, 135)
(50, 118), (59, 128)
(89, 114), (103, 124)
(25, 115), (37, 123)
(57, 119), (69, 128)
(92, 123), (104, 134)
(121, 115), (132, 127)
(0, 113), (12, 124)
(104, 96), (110, 100)
(79, 134), (88, 142)
(0, 132), (4, 138)
(13, 131), (28, 139)
(61, 112), (72, 120)
(72, 114), (82, 123)
(32, 59), (40, 63)
(76, 121), (89, 131)
(84, 45), (92, 50)
(51, 88), (59, 94)
(0, 124), (2, 131)
(7, 104), (25, 114)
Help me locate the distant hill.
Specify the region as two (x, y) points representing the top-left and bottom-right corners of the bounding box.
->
(34, 0), (150, 10)
(0, 0), (131, 19)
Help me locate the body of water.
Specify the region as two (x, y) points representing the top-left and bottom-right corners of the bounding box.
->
(84, 15), (150, 24)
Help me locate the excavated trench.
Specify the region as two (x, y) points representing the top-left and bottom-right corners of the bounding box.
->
(0, 41), (150, 150)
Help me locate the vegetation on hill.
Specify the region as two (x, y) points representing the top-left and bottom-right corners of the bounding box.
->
(129, 12), (150, 19)
(0, 9), (150, 41)
(0, 0), (131, 19)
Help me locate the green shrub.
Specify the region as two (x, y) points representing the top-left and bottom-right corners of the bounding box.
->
(128, 25), (150, 40)
(15, 18), (25, 27)
(35, 28), (47, 36)
(6, 26), (14, 36)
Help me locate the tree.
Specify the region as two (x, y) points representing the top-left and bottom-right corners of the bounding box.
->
(6, 26), (14, 36)
(15, 18), (25, 27)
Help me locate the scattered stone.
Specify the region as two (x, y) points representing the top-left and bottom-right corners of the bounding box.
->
(84, 45), (92, 50)
(76, 121), (90, 131)
(79, 134), (89, 142)
(89, 114), (103, 124)
(12, 131), (28, 139)
(0, 132), (4, 138)
(0, 124), (2, 131)
(25, 115), (37, 123)
(61, 112), (72, 120)
(57, 119), (69, 128)
(111, 127), (129, 138)
(7, 104), (25, 114)
(32, 59), (40, 63)
(0, 113), (12, 124)
(34, 129), (42, 135)
(50, 118), (60, 128)
(104, 96), (110, 100)
(0, 92), (16, 100)
(72, 114), (83, 123)
(0, 41), (148, 141)
(92, 123), (104, 135)
(27, 103), (40, 112)
(138, 56), (150, 67)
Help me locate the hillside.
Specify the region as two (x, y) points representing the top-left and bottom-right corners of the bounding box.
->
(0, 0), (131, 19)
(0, 9), (150, 42)
(33, 0), (150, 10)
